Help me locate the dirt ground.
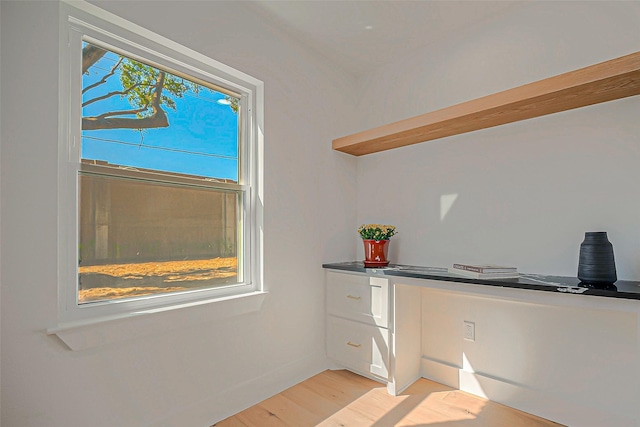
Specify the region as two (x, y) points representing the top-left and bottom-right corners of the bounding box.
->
(78, 257), (238, 303)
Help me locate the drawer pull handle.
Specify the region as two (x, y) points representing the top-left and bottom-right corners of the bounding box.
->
(346, 295), (361, 300)
(347, 341), (362, 348)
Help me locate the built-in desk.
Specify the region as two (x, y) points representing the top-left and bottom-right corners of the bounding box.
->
(323, 262), (640, 427)
(323, 261), (640, 300)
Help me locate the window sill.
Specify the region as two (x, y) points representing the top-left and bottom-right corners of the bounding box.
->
(48, 291), (268, 351)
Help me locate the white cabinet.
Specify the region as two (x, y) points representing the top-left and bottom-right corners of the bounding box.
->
(326, 271), (390, 381)
(325, 270), (422, 394)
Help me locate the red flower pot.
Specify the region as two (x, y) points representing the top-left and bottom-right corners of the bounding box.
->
(363, 239), (390, 267)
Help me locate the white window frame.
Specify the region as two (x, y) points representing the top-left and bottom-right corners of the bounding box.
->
(56, 1), (264, 327)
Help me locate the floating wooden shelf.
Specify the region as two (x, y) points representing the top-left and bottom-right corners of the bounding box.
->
(333, 51), (640, 156)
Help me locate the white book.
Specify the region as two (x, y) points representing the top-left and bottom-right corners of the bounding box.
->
(452, 263), (517, 273)
(448, 267), (519, 279)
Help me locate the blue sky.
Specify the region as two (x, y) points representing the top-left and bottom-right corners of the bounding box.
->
(82, 46), (239, 181)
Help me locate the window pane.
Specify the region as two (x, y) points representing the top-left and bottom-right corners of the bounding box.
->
(78, 172), (240, 304)
(81, 42), (240, 181)
(79, 41), (244, 305)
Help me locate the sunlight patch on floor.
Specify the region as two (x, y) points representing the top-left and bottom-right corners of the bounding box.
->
(316, 384), (479, 426)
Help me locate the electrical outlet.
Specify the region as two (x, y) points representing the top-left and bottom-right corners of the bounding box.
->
(464, 321), (475, 342)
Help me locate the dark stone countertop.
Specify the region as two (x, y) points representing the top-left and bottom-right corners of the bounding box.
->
(323, 261), (640, 301)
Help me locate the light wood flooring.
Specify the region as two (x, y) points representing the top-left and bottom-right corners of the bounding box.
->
(213, 369), (564, 427)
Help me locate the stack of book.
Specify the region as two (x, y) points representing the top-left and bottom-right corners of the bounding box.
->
(448, 263), (519, 279)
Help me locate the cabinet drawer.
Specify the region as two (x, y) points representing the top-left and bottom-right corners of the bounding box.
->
(326, 271), (388, 327)
(327, 316), (389, 380)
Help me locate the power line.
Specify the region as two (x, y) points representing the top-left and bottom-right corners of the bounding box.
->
(82, 135), (238, 161)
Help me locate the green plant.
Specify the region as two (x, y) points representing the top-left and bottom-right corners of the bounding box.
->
(357, 224), (397, 240)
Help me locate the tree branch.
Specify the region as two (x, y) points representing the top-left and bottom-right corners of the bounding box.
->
(82, 114), (169, 130)
(83, 57), (123, 94)
(151, 71), (166, 113)
(93, 107), (148, 120)
(82, 71), (169, 131)
(82, 83), (141, 108)
(82, 45), (107, 74)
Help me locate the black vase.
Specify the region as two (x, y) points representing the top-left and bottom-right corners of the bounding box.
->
(577, 232), (617, 285)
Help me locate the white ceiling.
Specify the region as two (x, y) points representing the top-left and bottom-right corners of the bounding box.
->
(248, 1), (522, 76)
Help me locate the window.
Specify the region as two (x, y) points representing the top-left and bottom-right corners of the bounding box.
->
(58, 2), (263, 324)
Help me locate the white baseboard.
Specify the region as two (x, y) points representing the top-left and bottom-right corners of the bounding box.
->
(148, 353), (327, 427)
(386, 372), (422, 396)
(421, 356), (636, 427)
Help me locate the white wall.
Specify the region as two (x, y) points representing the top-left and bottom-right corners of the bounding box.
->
(0, 1), (3, 419)
(2, 1), (638, 425)
(353, 3), (640, 425)
(419, 287), (638, 426)
(0, 1), (357, 426)
(355, 1), (640, 280)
